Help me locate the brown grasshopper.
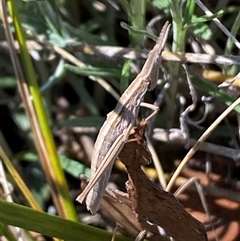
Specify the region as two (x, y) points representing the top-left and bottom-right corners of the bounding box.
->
(76, 22), (171, 214)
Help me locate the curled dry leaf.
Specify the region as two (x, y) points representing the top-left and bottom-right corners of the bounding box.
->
(81, 176), (166, 241)
(118, 120), (208, 241)
(80, 120), (208, 240)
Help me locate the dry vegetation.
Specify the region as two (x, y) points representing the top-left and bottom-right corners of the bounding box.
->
(1, 0), (240, 241)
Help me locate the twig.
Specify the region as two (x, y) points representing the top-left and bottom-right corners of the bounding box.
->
(166, 97), (240, 192)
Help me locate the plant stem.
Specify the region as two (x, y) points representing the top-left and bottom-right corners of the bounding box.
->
(7, 0), (77, 221)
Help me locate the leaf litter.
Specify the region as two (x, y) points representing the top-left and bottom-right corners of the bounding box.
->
(80, 120), (208, 241)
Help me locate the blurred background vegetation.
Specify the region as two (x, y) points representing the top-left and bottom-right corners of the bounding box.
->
(0, 0), (240, 241)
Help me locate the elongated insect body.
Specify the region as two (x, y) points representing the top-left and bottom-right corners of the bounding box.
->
(76, 22), (171, 214)
(85, 103), (140, 213)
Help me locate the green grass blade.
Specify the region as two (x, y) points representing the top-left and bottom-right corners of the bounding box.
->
(1, 200), (132, 241)
(7, 0), (77, 220)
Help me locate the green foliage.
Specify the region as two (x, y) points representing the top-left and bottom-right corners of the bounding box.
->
(1, 200), (131, 241)
(60, 155), (91, 178)
(120, 59), (132, 93)
(65, 64), (122, 78)
(1, 0), (239, 240)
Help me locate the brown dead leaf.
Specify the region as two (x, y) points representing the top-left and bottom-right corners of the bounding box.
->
(119, 121), (208, 241)
(80, 121), (208, 240)
(80, 176), (166, 240)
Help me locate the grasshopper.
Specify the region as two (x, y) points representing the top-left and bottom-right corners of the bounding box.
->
(76, 22), (171, 214)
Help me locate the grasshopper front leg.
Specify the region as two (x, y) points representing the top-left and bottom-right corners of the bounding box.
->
(76, 124), (134, 214)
